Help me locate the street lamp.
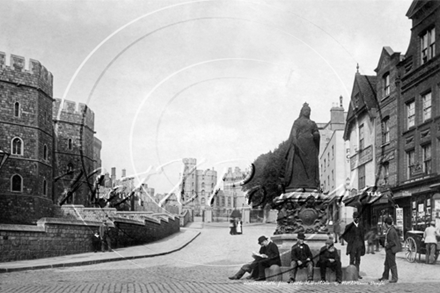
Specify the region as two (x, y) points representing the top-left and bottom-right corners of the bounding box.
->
(0, 150), (11, 170)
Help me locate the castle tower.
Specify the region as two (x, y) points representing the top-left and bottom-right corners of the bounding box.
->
(53, 98), (97, 206)
(0, 52), (55, 224)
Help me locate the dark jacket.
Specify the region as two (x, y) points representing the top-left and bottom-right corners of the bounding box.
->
(318, 245), (340, 265)
(341, 222), (365, 256)
(291, 242), (313, 263)
(260, 241), (281, 266)
(385, 225), (402, 254)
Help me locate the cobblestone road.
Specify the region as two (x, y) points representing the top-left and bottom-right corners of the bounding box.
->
(1, 221), (440, 292)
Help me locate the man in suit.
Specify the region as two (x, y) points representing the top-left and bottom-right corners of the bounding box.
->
(341, 211), (365, 279)
(378, 217), (402, 283)
(289, 232), (314, 283)
(99, 219), (112, 252)
(229, 235), (281, 281)
(317, 238), (342, 283)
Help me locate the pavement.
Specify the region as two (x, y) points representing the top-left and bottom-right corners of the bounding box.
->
(2, 220), (440, 292)
(0, 221), (203, 273)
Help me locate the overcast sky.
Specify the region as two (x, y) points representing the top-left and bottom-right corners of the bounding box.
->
(1, 0), (413, 194)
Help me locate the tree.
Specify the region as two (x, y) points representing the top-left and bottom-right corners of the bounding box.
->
(242, 140), (289, 208)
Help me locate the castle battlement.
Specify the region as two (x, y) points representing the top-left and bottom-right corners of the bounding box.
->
(0, 52), (53, 98)
(53, 98), (95, 130)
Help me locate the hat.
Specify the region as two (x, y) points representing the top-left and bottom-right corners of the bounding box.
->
(258, 236), (268, 244)
(297, 232), (306, 240)
(353, 211), (359, 218)
(431, 220), (436, 225)
(326, 238), (334, 245)
(384, 217), (393, 225)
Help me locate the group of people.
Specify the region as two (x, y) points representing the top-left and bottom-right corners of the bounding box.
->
(230, 218), (243, 235)
(229, 211), (403, 283)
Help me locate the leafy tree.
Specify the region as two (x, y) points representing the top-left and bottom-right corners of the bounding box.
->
(243, 140), (289, 208)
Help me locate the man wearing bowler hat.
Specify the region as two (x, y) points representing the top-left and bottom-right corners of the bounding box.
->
(229, 235), (281, 281)
(289, 232), (314, 283)
(341, 211), (365, 279)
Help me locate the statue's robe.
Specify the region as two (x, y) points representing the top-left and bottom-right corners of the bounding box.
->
(284, 115), (320, 191)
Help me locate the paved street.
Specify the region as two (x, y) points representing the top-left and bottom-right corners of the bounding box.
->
(1, 219), (440, 292)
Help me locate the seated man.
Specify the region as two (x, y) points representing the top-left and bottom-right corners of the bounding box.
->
(317, 238), (342, 283)
(229, 235), (281, 281)
(289, 232), (314, 283)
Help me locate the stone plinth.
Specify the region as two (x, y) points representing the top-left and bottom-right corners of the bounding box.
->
(273, 190), (329, 235)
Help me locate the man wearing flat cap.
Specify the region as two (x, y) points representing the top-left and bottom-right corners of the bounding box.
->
(229, 235), (281, 281)
(341, 211), (365, 279)
(289, 232), (314, 283)
(317, 238), (342, 283)
(378, 217), (401, 283)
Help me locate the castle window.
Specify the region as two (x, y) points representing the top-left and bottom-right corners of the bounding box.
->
(68, 139), (73, 150)
(383, 73), (390, 98)
(11, 137), (23, 155)
(201, 197), (205, 205)
(14, 102), (20, 117)
(421, 27), (435, 65)
(422, 92), (432, 122)
(43, 179), (47, 195)
(67, 163), (74, 177)
(202, 182), (205, 188)
(11, 174), (23, 192)
(43, 144), (48, 160)
(406, 101), (415, 129)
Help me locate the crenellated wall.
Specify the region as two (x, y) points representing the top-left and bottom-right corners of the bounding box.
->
(0, 52), (53, 98)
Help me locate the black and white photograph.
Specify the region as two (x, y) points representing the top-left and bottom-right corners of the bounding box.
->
(1, 0), (440, 292)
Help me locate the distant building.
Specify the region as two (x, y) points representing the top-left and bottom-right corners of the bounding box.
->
(180, 158), (217, 216)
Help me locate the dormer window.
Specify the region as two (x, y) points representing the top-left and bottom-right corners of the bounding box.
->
(421, 27), (435, 65)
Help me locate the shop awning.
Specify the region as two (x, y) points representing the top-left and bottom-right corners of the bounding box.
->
(342, 186), (387, 207)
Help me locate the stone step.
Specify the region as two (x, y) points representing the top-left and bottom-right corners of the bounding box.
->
(265, 264), (358, 282)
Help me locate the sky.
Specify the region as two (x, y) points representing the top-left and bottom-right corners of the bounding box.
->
(0, 0), (414, 194)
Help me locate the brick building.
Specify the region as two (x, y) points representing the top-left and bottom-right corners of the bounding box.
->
(394, 0), (440, 232)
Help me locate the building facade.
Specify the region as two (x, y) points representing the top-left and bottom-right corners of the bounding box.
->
(394, 0), (440, 232)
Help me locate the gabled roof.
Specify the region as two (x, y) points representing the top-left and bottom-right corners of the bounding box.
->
(375, 46), (395, 72)
(406, 0), (428, 18)
(343, 73), (377, 140)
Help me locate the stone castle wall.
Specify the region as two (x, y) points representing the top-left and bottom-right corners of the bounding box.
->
(0, 214), (180, 263)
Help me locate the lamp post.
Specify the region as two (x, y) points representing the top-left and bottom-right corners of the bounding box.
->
(0, 150), (10, 170)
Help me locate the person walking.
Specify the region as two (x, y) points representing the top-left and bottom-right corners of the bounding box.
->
(317, 238), (342, 283)
(341, 211), (365, 279)
(99, 219), (112, 252)
(365, 227), (377, 254)
(236, 220), (243, 235)
(229, 218), (237, 235)
(228, 235), (281, 281)
(288, 232), (314, 283)
(378, 217), (401, 283)
(423, 221), (438, 264)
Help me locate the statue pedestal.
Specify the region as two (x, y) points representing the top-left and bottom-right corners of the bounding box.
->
(273, 190), (329, 235)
